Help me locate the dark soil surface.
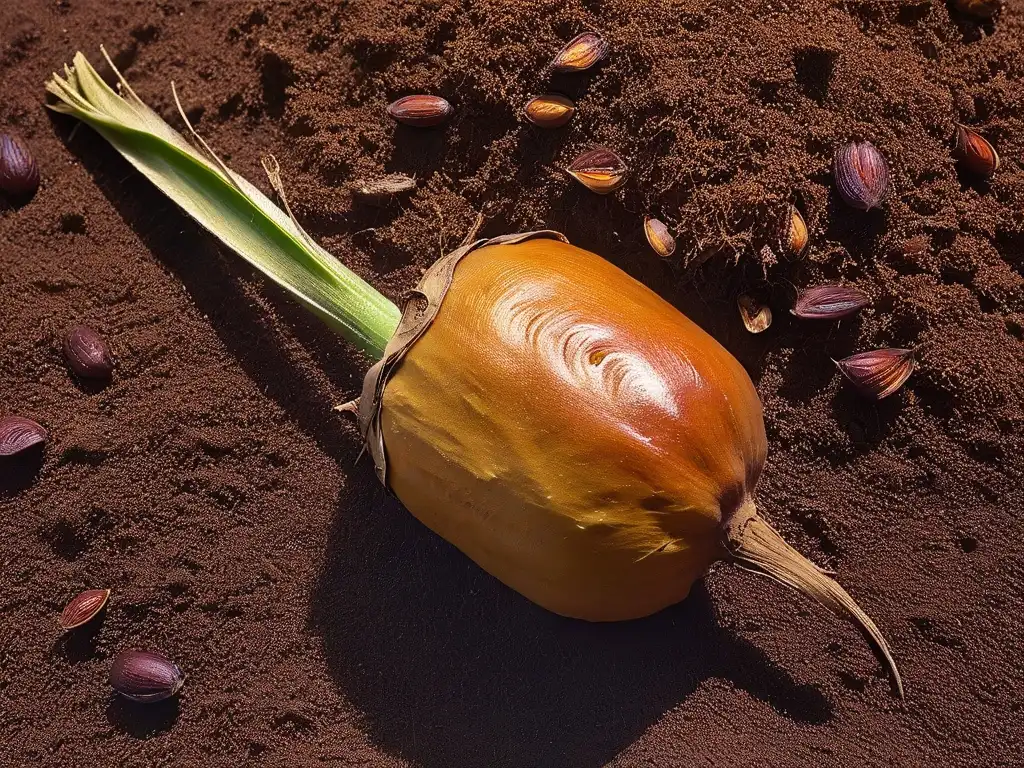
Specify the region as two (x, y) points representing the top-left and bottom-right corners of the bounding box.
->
(2, 1), (1024, 766)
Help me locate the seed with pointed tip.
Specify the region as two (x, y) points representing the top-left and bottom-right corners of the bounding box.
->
(834, 141), (891, 211)
(63, 325), (115, 379)
(835, 348), (915, 400)
(792, 285), (871, 320)
(0, 415), (47, 457)
(549, 32), (608, 73)
(780, 205), (808, 256)
(953, 0), (1003, 19)
(351, 173), (417, 206)
(110, 649), (184, 703)
(566, 146), (628, 194)
(643, 217), (676, 258)
(0, 132), (40, 201)
(60, 589), (111, 630)
(738, 295), (772, 334)
(524, 95), (576, 128)
(954, 125), (999, 177)
(386, 95), (453, 127)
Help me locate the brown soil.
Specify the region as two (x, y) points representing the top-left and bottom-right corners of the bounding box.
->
(2, 1), (1023, 766)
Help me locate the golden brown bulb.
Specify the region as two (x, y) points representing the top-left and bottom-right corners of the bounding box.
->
(379, 237), (902, 694)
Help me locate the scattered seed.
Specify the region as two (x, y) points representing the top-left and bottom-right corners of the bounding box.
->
(792, 285), (871, 320)
(351, 173), (417, 206)
(566, 146), (628, 194)
(780, 205), (808, 257)
(954, 124), (999, 177)
(835, 348), (915, 400)
(523, 94), (576, 128)
(549, 32), (608, 73)
(110, 649), (184, 703)
(643, 217), (676, 258)
(386, 95), (453, 127)
(0, 132), (40, 202)
(834, 141), (891, 211)
(59, 589), (111, 630)
(738, 295), (772, 334)
(63, 325), (115, 379)
(0, 415), (47, 457)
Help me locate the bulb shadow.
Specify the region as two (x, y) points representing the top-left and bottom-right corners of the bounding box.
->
(106, 694), (181, 738)
(309, 471), (834, 768)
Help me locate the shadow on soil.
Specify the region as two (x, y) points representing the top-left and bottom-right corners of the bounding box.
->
(310, 470), (833, 768)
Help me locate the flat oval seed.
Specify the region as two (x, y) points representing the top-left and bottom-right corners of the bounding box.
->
(60, 589), (111, 630)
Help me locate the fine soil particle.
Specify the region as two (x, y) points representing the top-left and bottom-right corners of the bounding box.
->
(2, 1), (1023, 767)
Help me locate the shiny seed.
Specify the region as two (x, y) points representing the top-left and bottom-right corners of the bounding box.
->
(351, 173), (417, 206)
(953, 0), (1003, 18)
(792, 285), (871, 320)
(0, 132), (40, 201)
(567, 146), (628, 194)
(834, 141), (891, 211)
(110, 649), (184, 703)
(643, 217), (676, 258)
(524, 95), (576, 128)
(738, 295), (772, 334)
(835, 348), (915, 400)
(0, 415), (47, 457)
(63, 325), (114, 379)
(386, 95), (453, 127)
(780, 205), (808, 257)
(59, 589), (111, 630)
(549, 32), (608, 73)
(954, 125), (1000, 177)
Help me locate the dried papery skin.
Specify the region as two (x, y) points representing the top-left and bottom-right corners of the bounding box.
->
(59, 589), (110, 630)
(954, 0), (1003, 18)
(566, 146), (628, 194)
(834, 141), (891, 211)
(738, 294), (772, 333)
(643, 217), (676, 257)
(549, 32), (608, 73)
(523, 95), (576, 128)
(351, 173), (417, 206)
(0, 132), (40, 201)
(386, 95), (453, 127)
(0, 415), (47, 457)
(374, 235), (902, 696)
(954, 125), (1000, 177)
(109, 649), (184, 703)
(780, 205), (808, 257)
(792, 285), (871, 320)
(835, 348), (915, 400)
(62, 325), (115, 379)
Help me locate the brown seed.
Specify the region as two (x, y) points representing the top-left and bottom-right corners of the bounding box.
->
(386, 95), (453, 127)
(523, 95), (576, 128)
(0, 132), (40, 201)
(0, 415), (47, 457)
(110, 649), (184, 703)
(351, 173), (417, 206)
(792, 285), (871, 320)
(954, 125), (1000, 177)
(59, 589), (111, 630)
(566, 146), (628, 194)
(834, 141), (891, 211)
(63, 325), (115, 379)
(780, 205), (808, 257)
(738, 295), (772, 334)
(835, 348), (915, 400)
(953, 0), (1003, 19)
(643, 217), (676, 258)
(549, 32), (609, 73)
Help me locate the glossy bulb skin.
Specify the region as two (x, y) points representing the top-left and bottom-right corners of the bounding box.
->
(380, 239), (767, 621)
